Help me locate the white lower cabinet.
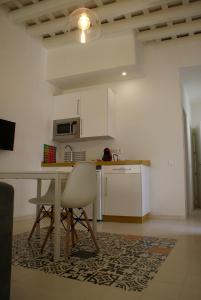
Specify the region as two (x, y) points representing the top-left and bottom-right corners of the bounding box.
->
(102, 165), (150, 222)
(41, 164), (150, 222)
(104, 173), (142, 216)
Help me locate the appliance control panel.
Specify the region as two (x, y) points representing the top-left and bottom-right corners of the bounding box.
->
(102, 165), (141, 174)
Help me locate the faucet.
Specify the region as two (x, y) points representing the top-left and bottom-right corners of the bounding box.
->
(112, 153), (119, 161)
(64, 144), (73, 162)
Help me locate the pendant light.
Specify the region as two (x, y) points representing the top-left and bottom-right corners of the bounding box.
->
(67, 8), (101, 44)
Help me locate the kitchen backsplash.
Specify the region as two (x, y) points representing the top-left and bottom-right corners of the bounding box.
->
(57, 139), (121, 162)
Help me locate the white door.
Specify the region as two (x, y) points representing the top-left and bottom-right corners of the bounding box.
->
(80, 88), (108, 138)
(53, 92), (81, 119)
(103, 173), (142, 217)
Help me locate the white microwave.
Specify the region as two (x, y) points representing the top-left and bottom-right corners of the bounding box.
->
(53, 118), (80, 142)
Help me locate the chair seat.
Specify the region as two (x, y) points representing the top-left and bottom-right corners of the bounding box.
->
(29, 196), (54, 206)
(29, 179), (67, 206)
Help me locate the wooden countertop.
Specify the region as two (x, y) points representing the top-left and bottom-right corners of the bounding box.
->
(41, 160), (151, 167)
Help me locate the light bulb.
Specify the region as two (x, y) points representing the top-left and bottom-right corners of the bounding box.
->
(80, 30), (87, 44)
(122, 72), (127, 76)
(78, 13), (90, 31)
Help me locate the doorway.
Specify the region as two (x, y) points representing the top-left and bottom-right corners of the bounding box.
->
(181, 65), (201, 214)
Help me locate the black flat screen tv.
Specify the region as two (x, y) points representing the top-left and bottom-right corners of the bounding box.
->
(0, 119), (16, 151)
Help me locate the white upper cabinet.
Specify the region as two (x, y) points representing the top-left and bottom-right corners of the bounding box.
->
(53, 92), (80, 120)
(53, 87), (116, 140)
(80, 88), (115, 138)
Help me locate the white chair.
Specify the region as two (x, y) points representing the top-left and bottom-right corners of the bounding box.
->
(28, 162), (99, 257)
(61, 161), (99, 259)
(28, 179), (66, 252)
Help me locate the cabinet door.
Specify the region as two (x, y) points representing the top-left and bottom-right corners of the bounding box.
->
(103, 173), (142, 217)
(53, 92), (80, 120)
(80, 88), (108, 138)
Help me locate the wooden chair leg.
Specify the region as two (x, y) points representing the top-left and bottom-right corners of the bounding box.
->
(28, 205), (44, 241)
(70, 213), (75, 246)
(82, 209), (99, 253)
(49, 206), (54, 238)
(64, 210), (71, 261)
(73, 227), (78, 243)
(70, 209), (78, 246)
(40, 218), (54, 253)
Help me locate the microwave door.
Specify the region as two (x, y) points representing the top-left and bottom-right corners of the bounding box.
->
(53, 118), (80, 142)
(57, 123), (71, 135)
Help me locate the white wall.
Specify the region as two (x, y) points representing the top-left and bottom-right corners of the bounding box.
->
(59, 37), (201, 217)
(0, 10), (54, 217)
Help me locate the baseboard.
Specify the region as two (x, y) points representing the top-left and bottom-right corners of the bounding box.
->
(14, 213), (186, 223)
(103, 213), (150, 224)
(149, 214), (186, 220)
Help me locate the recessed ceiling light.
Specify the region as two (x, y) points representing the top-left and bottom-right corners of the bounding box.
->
(122, 72), (127, 76)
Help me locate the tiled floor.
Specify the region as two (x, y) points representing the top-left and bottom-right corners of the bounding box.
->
(11, 211), (201, 300)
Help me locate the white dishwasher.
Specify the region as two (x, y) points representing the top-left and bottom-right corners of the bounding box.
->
(101, 165), (150, 222)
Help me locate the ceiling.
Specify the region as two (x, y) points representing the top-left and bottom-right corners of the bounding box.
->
(0, 0), (201, 48)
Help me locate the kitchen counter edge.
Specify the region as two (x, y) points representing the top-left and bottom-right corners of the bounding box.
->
(41, 160), (151, 167)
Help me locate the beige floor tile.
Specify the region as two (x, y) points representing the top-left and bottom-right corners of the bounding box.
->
(179, 274), (201, 300)
(183, 274), (201, 289)
(11, 211), (201, 300)
(11, 283), (47, 300)
(153, 269), (187, 285)
(179, 282), (201, 300)
(187, 261), (201, 276)
(141, 282), (182, 300)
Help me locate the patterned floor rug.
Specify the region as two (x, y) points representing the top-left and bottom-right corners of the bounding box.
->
(12, 229), (176, 292)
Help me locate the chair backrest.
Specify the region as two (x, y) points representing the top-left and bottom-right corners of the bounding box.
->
(42, 179), (67, 203)
(61, 162), (97, 208)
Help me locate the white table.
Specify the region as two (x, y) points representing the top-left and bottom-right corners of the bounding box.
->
(0, 171), (97, 261)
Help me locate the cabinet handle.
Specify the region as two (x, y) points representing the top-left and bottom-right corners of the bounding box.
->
(105, 176), (108, 197)
(77, 99), (80, 115)
(112, 168), (132, 171)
